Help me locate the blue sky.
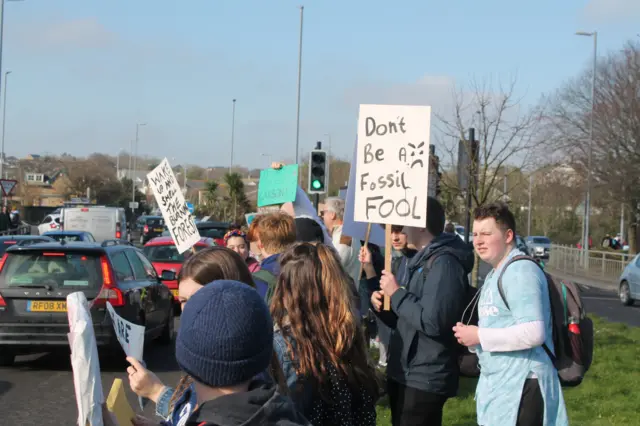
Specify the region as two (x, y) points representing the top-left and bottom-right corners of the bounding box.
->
(2, 0), (639, 169)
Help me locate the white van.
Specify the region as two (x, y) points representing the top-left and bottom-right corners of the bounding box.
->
(61, 206), (128, 242)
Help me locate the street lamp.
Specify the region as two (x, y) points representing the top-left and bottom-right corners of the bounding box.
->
(131, 123), (146, 215)
(116, 147), (124, 177)
(260, 153), (272, 167)
(294, 5), (304, 165)
(0, 69), (10, 179)
(229, 99), (236, 174)
(576, 30), (598, 268)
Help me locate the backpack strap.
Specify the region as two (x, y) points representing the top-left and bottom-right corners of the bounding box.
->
(252, 269), (278, 302)
(496, 255), (556, 362)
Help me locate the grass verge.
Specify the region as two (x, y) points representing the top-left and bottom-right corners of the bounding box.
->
(374, 315), (640, 425)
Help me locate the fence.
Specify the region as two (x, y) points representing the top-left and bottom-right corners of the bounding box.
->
(547, 244), (633, 282)
(0, 224), (32, 237)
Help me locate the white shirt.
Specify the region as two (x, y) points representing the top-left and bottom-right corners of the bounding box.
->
(331, 224), (361, 289)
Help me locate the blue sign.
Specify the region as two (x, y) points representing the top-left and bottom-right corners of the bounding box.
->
(186, 202), (194, 214)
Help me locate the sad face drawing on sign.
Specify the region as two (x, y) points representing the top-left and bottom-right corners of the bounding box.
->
(398, 142), (426, 169)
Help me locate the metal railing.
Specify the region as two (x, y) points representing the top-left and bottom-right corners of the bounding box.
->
(547, 244), (632, 282)
(0, 224), (32, 237)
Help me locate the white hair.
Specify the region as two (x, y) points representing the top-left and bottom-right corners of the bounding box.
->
(324, 197), (345, 221)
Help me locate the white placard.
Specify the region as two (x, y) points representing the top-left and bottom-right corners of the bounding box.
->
(354, 104), (431, 227)
(147, 158), (200, 254)
(106, 302), (145, 361)
(67, 292), (104, 426)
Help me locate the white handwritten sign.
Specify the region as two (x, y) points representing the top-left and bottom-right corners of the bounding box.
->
(106, 302), (145, 361)
(147, 158), (200, 254)
(354, 104), (431, 227)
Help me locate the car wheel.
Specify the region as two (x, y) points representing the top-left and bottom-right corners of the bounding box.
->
(620, 281), (634, 306)
(0, 352), (15, 367)
(159, 307), (174, 345)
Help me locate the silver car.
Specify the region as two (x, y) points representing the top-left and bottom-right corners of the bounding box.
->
(619, 254), (640, 306)
(526, 236), (551, 259)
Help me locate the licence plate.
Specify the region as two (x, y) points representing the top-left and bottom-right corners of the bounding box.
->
(28, 300), (67, 312)
(154, 228), (163, 232)
(171, 290), (178, 297)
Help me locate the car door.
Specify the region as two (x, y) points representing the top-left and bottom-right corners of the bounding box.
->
(124, 249), (164, 332)
(136, 250), (172, 314)
(628, 255), (640, 298)
(108, 250), (142, 325)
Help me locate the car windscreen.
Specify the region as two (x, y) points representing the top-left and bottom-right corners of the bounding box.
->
(143, 244), (207, 263)
(0, 252), (103, 289)
(47, 234), (83, 242)
(197, 226), (227, 239)
(532, 237), (551, 244)
(146, 218), (164, 227)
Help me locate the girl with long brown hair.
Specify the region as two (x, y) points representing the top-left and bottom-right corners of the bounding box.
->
(271, 242), (379, 426)
(126, 247), (287, 425)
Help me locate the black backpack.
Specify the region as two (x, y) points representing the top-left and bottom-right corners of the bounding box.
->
(424, 254), (480, 378)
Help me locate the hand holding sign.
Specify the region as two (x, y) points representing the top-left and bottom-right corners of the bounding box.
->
(126, 357), (167, 403)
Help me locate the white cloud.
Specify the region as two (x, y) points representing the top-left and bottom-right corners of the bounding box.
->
(17, 18), (117, 50)
(581, 0), (640, 24)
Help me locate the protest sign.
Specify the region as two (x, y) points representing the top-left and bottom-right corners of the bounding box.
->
(354, 104), (431, 227)
(342, 143), (386, 247)
(245, 212), (258, 226)
(106, 379), (135, 426)
(257, 164), (299, 207)
(67, 292), (104, 426)
(106, 302), (145, 362)
(147, 158), (200, 254)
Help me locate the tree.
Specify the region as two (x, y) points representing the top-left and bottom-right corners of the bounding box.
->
(544, 40), (640, 252)
(61, 158), (117, 198)
(223, 172), (252, 223)
(436, 78), (545, 208)
(204, 180), (219, 205)
(435, 77), (545, 285)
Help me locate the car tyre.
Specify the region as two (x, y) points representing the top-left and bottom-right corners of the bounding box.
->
(0, 352), (15, 367)
(620, 281), (634, 306)
(159, 308), (174, 345)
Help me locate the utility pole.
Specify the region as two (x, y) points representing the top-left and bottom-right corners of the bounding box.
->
(294, 5), (304, 166)
(527, 175), (533, 236)
(463, 128), (477, 244)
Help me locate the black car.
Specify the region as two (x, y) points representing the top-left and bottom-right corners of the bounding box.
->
(131, 215), (165, 245)
(0, 239), (175, 366)
(196, 221), (231, 245)
(0, 235), (55, 256)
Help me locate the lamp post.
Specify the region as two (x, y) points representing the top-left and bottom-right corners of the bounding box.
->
(294, 5), (304, 165)
(131, 123), (146, 216)
(576, 30), (598, 267)
(0, 69), (10, 180)
(229, 98), (236, 174)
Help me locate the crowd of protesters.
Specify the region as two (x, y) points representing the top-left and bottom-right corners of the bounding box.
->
(102, 174), (567, 425)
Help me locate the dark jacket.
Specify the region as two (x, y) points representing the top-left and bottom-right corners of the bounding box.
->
(183, 380), (310, 426)
(273, 327), (377, 426)
(253, 254), (282, 302)
(379, 232), (474, 396)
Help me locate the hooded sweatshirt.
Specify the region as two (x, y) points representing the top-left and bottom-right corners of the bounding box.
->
(183, 381), (310, 426)
(378, 232), (474, 397)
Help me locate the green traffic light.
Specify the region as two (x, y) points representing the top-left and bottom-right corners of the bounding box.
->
(312, 179), (322, 190)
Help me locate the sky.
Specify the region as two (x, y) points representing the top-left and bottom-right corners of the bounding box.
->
(2, 0), (639, 170)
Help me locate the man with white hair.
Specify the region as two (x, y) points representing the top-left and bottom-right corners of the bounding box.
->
(322, 196), (362, 286)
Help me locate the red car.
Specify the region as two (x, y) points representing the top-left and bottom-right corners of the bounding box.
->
(142, 237), (216, 308)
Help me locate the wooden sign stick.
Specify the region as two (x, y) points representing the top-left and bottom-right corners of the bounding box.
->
(383, 223), (392, 311)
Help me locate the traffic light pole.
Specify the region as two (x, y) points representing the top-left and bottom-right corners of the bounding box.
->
(313, 141), (321, 211)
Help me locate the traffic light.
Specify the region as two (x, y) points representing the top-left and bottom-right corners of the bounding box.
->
(308, 150), (328, 194)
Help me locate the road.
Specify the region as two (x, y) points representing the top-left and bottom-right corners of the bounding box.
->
(1, 263), (638, 425)
(0, 318), (182, 426)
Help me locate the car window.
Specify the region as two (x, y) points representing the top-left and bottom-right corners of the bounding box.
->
(532, 237), (551, 244)
(634, 254), (640, 268)
(0, 251), (103, 289)
(87, 234), (96, 242)
(143, 244), (206, 263)
(146, 218), (164, 227)
(136, 252), (158, 280)
(110, 251), (134, 281)
(47, 234), (82, 242)
(42, 216), (52, 224)
(125, 250), (149, 280)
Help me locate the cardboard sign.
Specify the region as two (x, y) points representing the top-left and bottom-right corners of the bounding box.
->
(257, 165), (299, 207)
(354, 104), (431, 227)
(147, 158), (201, 254)
(106, 379), (135, 426)
(106, 302), (145, 362)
